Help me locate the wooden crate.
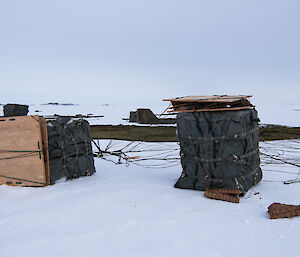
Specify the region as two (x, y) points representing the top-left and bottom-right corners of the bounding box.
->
(0, 116), (50, 186)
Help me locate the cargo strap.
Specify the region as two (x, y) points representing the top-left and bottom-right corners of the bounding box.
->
(178, 127), (259, 142)
(0, 174), (44, 185)
(0, 150), (44, 185)
(178, 110), (261, 192)
(0, 150), (42, 161)
(183, 148), (259, 163)
(203, 166), (261, 183)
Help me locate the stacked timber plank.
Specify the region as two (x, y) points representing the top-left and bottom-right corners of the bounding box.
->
(204, 188), (241, 203)
(163, 95), (254, 112)
(268, 203), (300, 219)
(0, 116), (50, 186)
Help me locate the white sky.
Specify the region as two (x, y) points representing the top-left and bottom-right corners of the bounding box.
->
(0, 0), (299, 106)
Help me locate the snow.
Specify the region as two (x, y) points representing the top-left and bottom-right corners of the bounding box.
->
(0, 104), (299, 257)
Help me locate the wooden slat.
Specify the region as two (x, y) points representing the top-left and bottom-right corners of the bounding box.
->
(168, 106), (254, 113)
(163, 95), (252, 103)
(90, 125), (178, 142)
(206, 188), (241, 195)
(204, 191), (240, 203)
(0, 116), (47, 186)
(268, 203), (300, 219)
(39, 117), (50, 186)
(90, 124), (300, 142)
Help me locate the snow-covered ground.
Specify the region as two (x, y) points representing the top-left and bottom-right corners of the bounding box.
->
(0, 104), (299, 257)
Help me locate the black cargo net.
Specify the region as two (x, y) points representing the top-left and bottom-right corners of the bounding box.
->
(47, 117), (96, 184)
(174, 109), (262, 194)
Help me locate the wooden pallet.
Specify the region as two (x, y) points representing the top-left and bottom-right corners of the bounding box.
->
(0, 116), (49, 186)
(163, 95), (253, 112)
(204, 188), (241, 203)
(163, 95), (252, 103)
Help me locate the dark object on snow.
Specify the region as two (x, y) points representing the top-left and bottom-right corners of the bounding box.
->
(129, 111), (137, 122)
(268, 203), (300, 219)
(127, 109), (176, 124)
(3, 104), (29, 117)
(47, 117), (96, 184)
(136, 109), (176, 124)
(42, 102), (77, 106)
(174, 109), (262, 195)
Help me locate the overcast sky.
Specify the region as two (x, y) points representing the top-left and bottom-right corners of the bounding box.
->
(0, 0), (299, 105)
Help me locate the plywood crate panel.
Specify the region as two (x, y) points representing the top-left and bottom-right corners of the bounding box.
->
(0, 116), (49, 186)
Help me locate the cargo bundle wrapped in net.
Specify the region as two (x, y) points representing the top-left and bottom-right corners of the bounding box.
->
(164, 95), (263, 196)
(0, 105), (96, 187)
(47, 117), (96, 184)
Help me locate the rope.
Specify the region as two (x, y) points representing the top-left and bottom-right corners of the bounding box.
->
(260, 152), (300, 168)
(0, 150), (41, 153)
(0, 149), (44, 184)
(0, 150), (41, 161)
(92, 104), (178, 168)
(0, 174), (44, 185)
(93, 107), (300, 182)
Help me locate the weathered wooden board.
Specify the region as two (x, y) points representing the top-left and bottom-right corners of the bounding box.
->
(90, 125), (300, 142)
(90, 125), (178, 142)
(0, 116), (48, 186)
(259, 125), (300, 141)
(168, 106), (254, 113)
(163, 95), (252, 103)
(39, 117), (50, 186)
